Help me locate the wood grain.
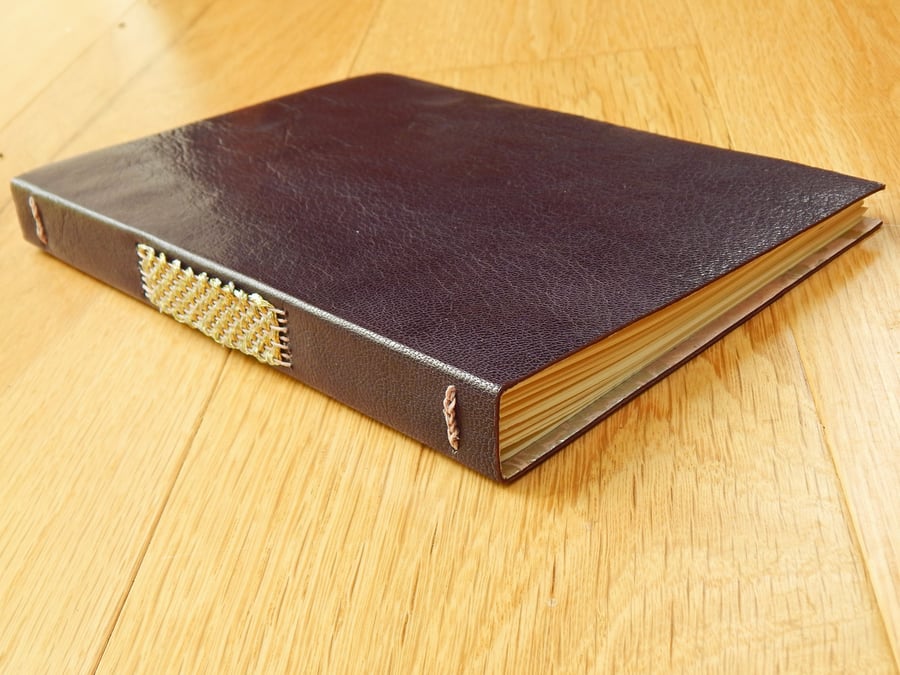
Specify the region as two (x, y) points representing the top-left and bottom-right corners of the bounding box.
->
(0, 0), (215, 197)
(0, 0), (135, 126)
(686, 1), (900, 662)
(0, 0), (898, 672)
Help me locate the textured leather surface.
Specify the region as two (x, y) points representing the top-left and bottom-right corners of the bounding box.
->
(11, 74), (883, 481)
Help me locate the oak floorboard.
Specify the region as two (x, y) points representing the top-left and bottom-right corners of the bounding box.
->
(352, 0), (699, 72)
(0, 0), (136, 127)
(0, 0), (215, 204)
(0, 1), (378, 671)
(0, 242), (229, 672)
(687, 0), (900, 659)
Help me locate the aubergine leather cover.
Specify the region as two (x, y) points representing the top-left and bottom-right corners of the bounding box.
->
(10, 73), (884, 481)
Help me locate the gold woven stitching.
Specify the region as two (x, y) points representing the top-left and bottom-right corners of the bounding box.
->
(137, 244), (291, 367)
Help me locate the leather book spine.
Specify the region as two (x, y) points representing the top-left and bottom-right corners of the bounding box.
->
(11, 180), (505, 481)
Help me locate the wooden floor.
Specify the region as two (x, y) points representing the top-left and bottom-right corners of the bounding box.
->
(1, 1), (898, 672)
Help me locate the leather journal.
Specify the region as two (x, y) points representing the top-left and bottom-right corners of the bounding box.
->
(11, 74), (883, 482)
